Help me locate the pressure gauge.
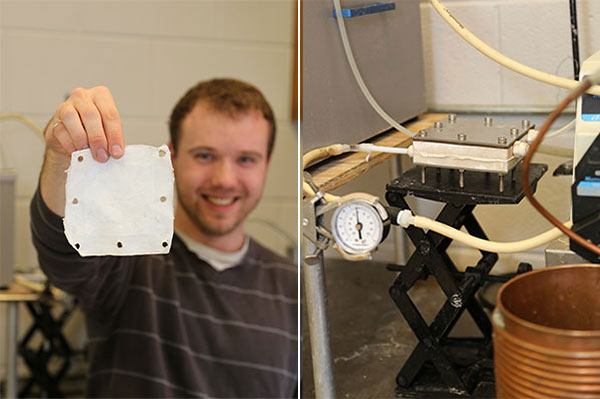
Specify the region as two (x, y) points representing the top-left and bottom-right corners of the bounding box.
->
(331, 194), (389, 260)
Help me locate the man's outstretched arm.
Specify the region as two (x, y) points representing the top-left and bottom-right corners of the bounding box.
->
(33, 86), (134, 321)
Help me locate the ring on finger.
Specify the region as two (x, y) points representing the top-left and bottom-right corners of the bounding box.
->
(51, 120), (63, 135)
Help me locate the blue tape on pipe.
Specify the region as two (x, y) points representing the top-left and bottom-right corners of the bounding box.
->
(333, 2), (395, 18)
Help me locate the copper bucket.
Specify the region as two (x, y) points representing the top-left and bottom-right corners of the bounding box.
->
(492, 264), (600, 398)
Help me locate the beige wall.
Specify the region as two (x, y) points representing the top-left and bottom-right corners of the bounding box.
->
(0, 0), (296, 380)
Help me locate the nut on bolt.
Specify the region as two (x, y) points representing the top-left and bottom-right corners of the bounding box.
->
(450, 293), (463, 308)
(418, 241), (431, 255)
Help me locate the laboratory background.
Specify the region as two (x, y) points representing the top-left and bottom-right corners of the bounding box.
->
(302, 0), (600, 398)
(0, 1), (297, 396)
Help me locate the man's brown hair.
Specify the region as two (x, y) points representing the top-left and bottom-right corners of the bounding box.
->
(169, 78), (276, 158)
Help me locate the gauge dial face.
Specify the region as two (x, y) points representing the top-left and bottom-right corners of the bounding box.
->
(331, 199), (383, 255)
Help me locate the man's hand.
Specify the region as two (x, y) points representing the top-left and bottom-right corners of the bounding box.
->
(46, 86), (124, 162)
(41, 86), (124, 216)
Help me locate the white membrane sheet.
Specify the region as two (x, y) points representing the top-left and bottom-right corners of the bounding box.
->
(64, 144), (174, 256)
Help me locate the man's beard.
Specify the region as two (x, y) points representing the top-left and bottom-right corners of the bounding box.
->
(176, 185), (243, 237)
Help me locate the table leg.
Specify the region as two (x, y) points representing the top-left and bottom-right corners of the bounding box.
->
(6, 302), (18, 398)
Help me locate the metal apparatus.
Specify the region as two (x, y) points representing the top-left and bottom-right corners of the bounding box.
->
(303, 187), (390, 263)
(18, 288), (77, 397)
(571, 51), (600, 262)
(330, 194), (390, 260)
(412, 115), (534, 192)
(385, 159), (545, 396)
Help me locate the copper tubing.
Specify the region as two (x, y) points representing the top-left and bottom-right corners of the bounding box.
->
(521, 78), (600, 257)
(493, 265), (600, 398)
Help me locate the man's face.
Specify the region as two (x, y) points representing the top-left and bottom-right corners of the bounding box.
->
(172, 102), (270, 238)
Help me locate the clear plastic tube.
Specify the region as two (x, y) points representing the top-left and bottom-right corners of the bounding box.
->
(332, 0), (415, 137)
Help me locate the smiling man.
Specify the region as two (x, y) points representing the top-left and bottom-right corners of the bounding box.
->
(30, 79), (298, 398)
(171, 86), (272, 252)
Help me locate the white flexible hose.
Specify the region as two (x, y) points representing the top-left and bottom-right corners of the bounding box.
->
(303, 144), (351, 169)
(332, 0), (415, 137)
(302, 143), (411, 200)
(356, 143), (411, 156)
(429, 0), (600, 96)
(304, 143), (411, 169)
(0, 113), (44, 169)
(0, 114), (44, 139)
(397, 210), (572, 253)
(537, 144), (573, 158)
(545, 119), (575, 138)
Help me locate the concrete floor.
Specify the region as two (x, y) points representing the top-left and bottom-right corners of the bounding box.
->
(301, 258), (498, 399)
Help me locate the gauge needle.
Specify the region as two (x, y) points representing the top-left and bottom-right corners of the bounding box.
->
(355, 208), (363, 240)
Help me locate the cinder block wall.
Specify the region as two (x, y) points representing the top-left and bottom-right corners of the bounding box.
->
(0, 0), (296, 381)
(421, 0), (600, 110)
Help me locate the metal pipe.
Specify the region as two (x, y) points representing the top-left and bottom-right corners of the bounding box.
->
(7, 303), (18, 399)
(391, 158), (410, 265)
(303, 240), (336, 399)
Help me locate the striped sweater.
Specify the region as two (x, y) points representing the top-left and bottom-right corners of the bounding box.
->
(30, 188), (298, 398)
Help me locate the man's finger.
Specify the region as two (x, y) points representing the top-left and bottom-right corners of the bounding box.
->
(70, 88), (108, 162)
(91, 86), (124, 159)
(57, 103), (88, 151)
(51, 120), (77, 154)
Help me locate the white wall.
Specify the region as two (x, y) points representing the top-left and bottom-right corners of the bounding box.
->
(0, 0), (296, 382)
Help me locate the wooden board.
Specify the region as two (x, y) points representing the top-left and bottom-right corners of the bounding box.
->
(14, 274), (65, 299)
(305, 113), (447, 193)
(0, 283), (38, 302)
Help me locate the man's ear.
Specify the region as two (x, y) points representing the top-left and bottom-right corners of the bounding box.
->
(168, 141), (176, 165)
